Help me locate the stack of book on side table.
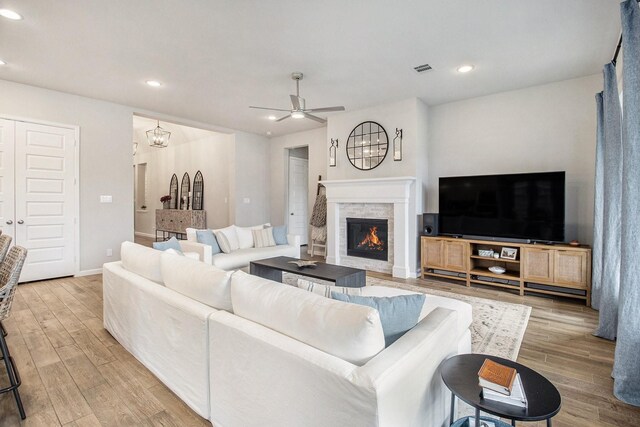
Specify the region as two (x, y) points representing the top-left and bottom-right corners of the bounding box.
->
(478, 359), (528, 409)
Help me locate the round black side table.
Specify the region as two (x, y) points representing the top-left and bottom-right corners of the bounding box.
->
(441, 354), (561, 427)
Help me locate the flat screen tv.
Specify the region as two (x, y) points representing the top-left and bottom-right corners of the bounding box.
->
(439, 171), (565, 242)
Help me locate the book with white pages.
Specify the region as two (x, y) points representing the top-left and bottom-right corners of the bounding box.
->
(482, 373), (528, 408)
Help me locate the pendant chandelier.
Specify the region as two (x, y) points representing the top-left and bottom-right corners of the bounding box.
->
(146, 120), (170, 148)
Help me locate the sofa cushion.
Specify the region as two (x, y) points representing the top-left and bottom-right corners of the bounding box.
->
(121, 241), (164, 285)
(331, 293), (426, 347)
(253, 227), (276, 248)
(236, 224), (266, 249)
(160, 252), (233, 311)
(272, 225), (288, 245)
(152, 236), (182, 252)
(211, 244), (298, 271)
(297, 278), (362, 298)
(230, 271), (385, 365)
(196, 229), (221, 254)
(215, 225), (239, 253)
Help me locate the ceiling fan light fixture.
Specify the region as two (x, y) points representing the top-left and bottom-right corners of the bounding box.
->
(267, 115), (277, 121)
(291, 111), (305, 119)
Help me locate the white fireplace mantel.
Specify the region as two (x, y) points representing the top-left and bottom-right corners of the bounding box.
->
(320, 177), (417, 278)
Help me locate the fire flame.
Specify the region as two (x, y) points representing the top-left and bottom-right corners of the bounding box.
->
(357, 226), (385, 251)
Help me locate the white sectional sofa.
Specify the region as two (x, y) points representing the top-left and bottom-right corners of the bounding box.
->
(179, 225), (301, 271)
(103, 242), (472, 427)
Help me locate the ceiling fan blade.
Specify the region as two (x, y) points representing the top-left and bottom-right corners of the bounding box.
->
(249, 106), (291, 112)
(305, 106), (345, 113)
(275, 115), (290, 122)
(304, 113), (326, 124)
(290, 95), (301, 110)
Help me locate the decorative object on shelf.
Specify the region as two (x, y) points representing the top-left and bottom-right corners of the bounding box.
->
(180, 172), (190, 210)
(160, 195), (171, 209)
(329, 138), (338, 167)
(393, 128), (403, 161)
(478, 249), (494, 257)
(489, 266), (507, 275)
(500, 247), (518, 260)
(493, 253), (500, 259)
(346, 121), (389, 170)
(569, 240), (580, 246)
(133, 141), (138, 156)
(146, 120), (171, 148)
(169, 174), (179, 209)
(288, 260), (318, 268)
(192, 170), (204, 210)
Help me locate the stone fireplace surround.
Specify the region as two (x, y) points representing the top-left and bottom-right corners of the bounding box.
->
(320, 177), (417, 278)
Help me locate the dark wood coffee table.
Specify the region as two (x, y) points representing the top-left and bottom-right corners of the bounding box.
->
(441, 354), (561, 427)
(249, 256), (366, 288)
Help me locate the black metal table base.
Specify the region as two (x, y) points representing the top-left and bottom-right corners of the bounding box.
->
(450, 392), (552, 426)
(0, 324), (25, 419)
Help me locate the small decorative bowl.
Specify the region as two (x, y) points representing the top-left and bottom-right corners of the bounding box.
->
(478, 249), (494, 257)
(489, 266), (506, 274)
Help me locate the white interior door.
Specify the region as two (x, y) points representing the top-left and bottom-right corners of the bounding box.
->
(0, 119), (16, 241)
(14, 121), (76, 282)
(288, 156), (308, 245)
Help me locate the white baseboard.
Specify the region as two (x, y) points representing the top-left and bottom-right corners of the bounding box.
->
(76, 268), (103, 277)
(135, 232), (155, 238)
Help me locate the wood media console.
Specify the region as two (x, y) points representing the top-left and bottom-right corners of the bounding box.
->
(420, 236), (592, 306)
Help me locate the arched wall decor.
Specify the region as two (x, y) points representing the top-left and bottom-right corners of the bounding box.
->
(169, 174), (179, 209)
(192, 171), (204, 210)
(180, 172), (190, 210)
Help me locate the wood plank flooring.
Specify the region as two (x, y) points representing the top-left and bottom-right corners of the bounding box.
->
(0, 265), (637, 425)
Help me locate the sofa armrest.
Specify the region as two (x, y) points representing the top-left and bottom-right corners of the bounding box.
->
(287, 233), (301, 248)
(178, 241), (212, 264)
(356, 308), (460, 427)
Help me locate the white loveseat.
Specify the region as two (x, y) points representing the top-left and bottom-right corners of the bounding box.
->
(179, 225), (301, 271)
(103, 242), (472, 427)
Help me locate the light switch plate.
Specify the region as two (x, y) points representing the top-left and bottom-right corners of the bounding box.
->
(100, 195), (113, 203)
(243, 198), (250, 204)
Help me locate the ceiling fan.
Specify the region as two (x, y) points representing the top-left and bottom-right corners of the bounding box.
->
(250, 72), (345, 124)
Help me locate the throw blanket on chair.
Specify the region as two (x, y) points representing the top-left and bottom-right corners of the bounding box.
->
(309, 194), (327, 227)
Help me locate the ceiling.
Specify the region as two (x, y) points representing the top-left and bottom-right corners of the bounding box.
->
(0, 0), (621, 136)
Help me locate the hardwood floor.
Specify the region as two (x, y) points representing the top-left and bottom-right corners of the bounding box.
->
(0, 262), (637, 425)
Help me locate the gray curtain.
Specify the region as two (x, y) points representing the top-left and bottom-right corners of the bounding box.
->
(613, 0), (640, 406)
(591, 92), (604, 310)
(594, 63), (622, 340)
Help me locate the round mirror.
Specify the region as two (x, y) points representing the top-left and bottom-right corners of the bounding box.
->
(346, 121), (389, 170)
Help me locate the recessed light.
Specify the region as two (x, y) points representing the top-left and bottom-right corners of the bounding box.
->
(457, 64), (474, 73)
(146, 80), (162, 87)
(266, 131), (272, 136)
(267, 115), (276, 121)
(0, 59), (6, 66)
(0, 9), (23, 20)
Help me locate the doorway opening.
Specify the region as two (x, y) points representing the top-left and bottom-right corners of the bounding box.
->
(287, 147), (309, 246)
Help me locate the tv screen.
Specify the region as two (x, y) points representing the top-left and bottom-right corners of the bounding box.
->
(439, 171), (565, 242)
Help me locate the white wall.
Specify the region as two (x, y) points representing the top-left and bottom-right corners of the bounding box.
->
(231, 132), (271, 226)
(0, 79), (134, 273)
(427, 74), (601, 244)
(133, 123), (234, 235)
(269, 127), (327, 238)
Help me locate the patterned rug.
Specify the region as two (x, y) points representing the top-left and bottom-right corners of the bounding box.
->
(283, 273), (531, 360)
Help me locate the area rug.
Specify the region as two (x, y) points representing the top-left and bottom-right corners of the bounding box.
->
(283, 273), (531, 360)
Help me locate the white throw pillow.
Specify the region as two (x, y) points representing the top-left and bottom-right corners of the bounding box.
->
(160, 252), (233, 311)
(236, 224), (264, 249)
(230, 271), (385, 365)
(252, 227), (276, 248)
(297, 279), (363, 298)
(121, 241), (164, 285)
(214, 225), (239, 253)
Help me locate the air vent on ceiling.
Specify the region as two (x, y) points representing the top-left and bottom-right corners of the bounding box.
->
(414, 63), (433, 73)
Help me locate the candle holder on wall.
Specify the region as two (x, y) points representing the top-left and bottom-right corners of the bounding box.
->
(393, 128), (403, 161)
(329, 138), (338, 167)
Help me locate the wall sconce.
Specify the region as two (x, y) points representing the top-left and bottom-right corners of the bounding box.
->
(393, 128), (403, 161)
(329, 138), (338, 167)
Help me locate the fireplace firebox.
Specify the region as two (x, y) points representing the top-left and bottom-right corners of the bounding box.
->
(346, 218), (388, 261)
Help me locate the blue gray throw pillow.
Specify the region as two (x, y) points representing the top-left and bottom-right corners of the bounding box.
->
(331, 293), (426, 347)
(196, 229), (221, 254)
(272, 225), (288, 245)
(153, 236), (182, 252)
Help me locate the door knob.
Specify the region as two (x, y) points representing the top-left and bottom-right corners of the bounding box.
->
(5, 220), (12, 225)
(17, 220), (24, 224)
(290, 212), (294, 215)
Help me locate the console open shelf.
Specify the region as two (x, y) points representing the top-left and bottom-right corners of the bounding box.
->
(420, 236), (592, 305)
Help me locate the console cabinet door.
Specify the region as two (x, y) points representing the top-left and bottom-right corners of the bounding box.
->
(554, 250), (588, 287)
(523, 248), (554, 282)
(444, 241), (467, 272)
(423, 239), (444, 268)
